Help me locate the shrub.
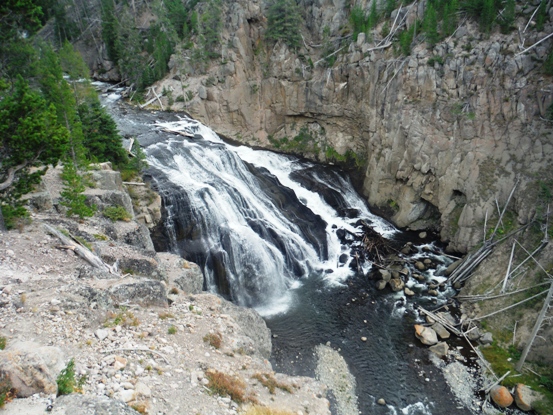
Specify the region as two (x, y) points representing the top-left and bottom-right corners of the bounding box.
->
(60, 162), (96, 219)
(206, 370), (246, 403)
(0, 374), (13, 408)
(103, 206), (131, 222)
(168, 325), (177, 335)
(203, 332), (222, 349)
(56, 359), (86, 395)
(252, 373), (293, 394)
(0, 337), (5, 350)
(104, 310), (140, 327)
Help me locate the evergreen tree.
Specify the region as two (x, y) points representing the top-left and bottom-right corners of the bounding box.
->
(101, 0), (120, 62)
(265, 0), (303, 49)
(423, 2), (439, 47)
(500, 0), (515, 33)
(535, 0), (547, 31)
(480, 0), (495, 33)
(59, 160), (96, 218)
(368, 0), (379, 31)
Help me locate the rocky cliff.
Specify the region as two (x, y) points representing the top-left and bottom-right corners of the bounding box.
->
(136, 0), (553, 254)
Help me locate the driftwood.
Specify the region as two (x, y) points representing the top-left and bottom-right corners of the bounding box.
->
(471, 290), (548, 321)
(516, 31), (553, 56)
(516, 279), (553, 371)
(417, 306), (462, 336)
(44, 224), (119, 275)
(123, 181), (146, 186)
(456, 281), (551, 302)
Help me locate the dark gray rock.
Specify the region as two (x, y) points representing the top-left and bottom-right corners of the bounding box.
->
(376, 280), (387, 290)
(432, 323), (451, 339)
(429, 341), (449, 358)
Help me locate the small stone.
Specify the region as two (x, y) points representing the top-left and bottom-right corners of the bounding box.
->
(6, 250), (15, 258)
(480, 332), (493, 345)
(419, 232), (427, 239)
(404, 287), (415, 296)
(135, 381), (151, 398)
(428, 289), (439, 296)
(118, 389), (135, 403)
(389, 278), (405, 292)
(95, 329), (109, 341)
(113, 356), (127, 371)
(415, 261), (426, 271)
(379, 270), (392, 282)
(361, 337), (367, 342)
(376, 280), (387, 290)
(377, 398), (386, 405)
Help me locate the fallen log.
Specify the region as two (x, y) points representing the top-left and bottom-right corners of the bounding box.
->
(44, 224), (119, 276)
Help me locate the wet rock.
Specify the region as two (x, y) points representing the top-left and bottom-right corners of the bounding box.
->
(428, 290), (439, 296)
(0, 341), (65, 397)
(377, 398), (386, 405)
(414, 325), (438, 345)
(339, 254), (349, 264)
(445, 259), (462, 276)
(490, 385), (513, 408)
(514, 383), (543, 411)
(429, 341), (449, 357)
(415, 261), (426, 271)
(376, 280), (387, 290)
(379, 269), (392, 282)
(432, 323), (450, 339)
(404, 287), (415, 296)
(389, 278), (405, 292)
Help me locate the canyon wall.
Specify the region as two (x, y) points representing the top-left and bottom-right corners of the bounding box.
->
(144, 0), (553, 253)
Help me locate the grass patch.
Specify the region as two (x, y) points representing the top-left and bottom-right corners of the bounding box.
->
(0, 374), (14, 408)
(203, 332), (222, 349)
(167, 325), (177, 335)
(104, 310), (140, 327)
(206, 370), (248, 403)
(103, 205), (131, 222)
(0, 337), (6, 350)
(251, 373), (293, 394)
(158, 312), (174, 320)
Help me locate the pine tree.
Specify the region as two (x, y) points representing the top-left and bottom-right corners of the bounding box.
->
(265, 0), (303, 49)
(423, 2), (439, 47)
(480, 0), (495, 33)
(500, 0), (515, 33)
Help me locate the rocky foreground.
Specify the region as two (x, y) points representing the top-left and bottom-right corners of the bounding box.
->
(0, 165), (330, 415)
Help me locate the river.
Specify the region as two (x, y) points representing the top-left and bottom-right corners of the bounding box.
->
(103, 93), (475, 415)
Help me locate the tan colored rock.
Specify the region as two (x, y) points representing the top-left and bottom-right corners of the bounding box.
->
(514, 384), (543, 411)
(414, 325), (438, 345)
(490, 385), (513, 408)
(431, 323), (450, 339)
(429, 342), (449, 357)
(0, 341), (65, 397)
(389, 278), (405, 292)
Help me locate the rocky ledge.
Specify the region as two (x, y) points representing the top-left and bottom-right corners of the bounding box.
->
(0, 165), (329, 415)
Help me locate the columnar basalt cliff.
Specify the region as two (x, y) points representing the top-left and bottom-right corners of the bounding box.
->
(132, 0), (553, 254)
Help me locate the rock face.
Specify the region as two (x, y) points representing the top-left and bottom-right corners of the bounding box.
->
(147, 0), (553, 253)
(490, 385), (514, 408)
(0, 341), (65, 397)
(414, 324), (438, 346)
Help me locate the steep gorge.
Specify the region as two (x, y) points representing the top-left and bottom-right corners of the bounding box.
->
(134, 0), (553, 254)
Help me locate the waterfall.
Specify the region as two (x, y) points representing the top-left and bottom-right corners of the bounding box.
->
(145, 116), (396, 313)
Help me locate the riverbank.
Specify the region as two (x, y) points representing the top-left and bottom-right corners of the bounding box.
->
(0, 165), (330, 415)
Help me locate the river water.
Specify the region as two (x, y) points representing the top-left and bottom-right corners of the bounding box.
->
(103, 94), (474, 415)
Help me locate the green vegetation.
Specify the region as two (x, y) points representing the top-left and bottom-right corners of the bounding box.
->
(265, 0), (303, 49)
(103, 206), (132, 222)
(168, 325), (177, 335)
(0, 337), (5, 350)
(56, 359), (86, 395)
(0, 374), (12, 408)
(104, 309), (140, 327)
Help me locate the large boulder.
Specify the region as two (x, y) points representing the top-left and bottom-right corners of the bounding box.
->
(109, 279), (168, 307)
(0, 341), (65, 397)
(51, 394), (140, 414)
(490, 385), (514, 408)
(431, 323), (450, 339)
(414, 324), (438, 345)
(157, 253), (204, 294)
(389, 278), (405, 292)
(514, 384), (544, 411)
(429, 341), (449, 357)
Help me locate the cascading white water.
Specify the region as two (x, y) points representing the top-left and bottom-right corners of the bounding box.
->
(146, 116), (396, 314)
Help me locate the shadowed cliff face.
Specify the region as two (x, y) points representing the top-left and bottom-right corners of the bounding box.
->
(145, 0), (553, 253)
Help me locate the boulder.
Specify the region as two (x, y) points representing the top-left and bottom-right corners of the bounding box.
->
(0, 341), (65, 397)
(480, 332), (493, 345)
(429, 341), (449, 357)
(414, 325), (438, 345)
(389, 278), (405, 292)
(50, 394), (141, 414)
(109, 279), (168, 307)
(157, 253), (204, 294)
(490, 385), (513, 408)
(514, 384), (543, 411)
(404, 287), (415, 296)
(376, 280), (387, 290)
(431, 323), (450, 339)
(415, 261), (426, 270)
(378, 269), (392, 282)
